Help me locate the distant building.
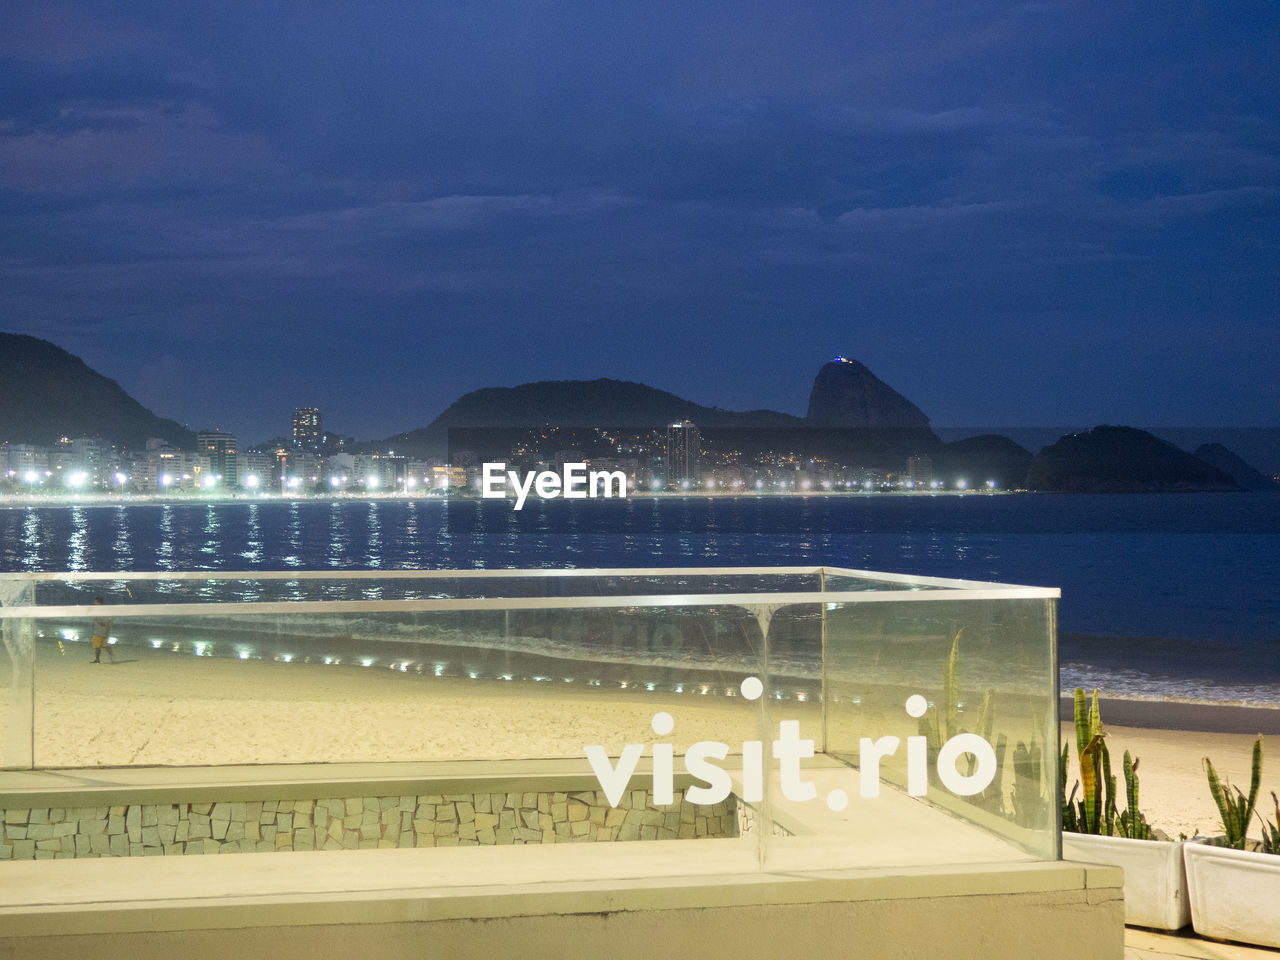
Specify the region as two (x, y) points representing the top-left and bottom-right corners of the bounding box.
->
(236, 450), (275, 489)
(906, 454), (933, 487)
(292, 407), (322, 450)
(665, 420), (701, 487)
(197, 431), (239, 489)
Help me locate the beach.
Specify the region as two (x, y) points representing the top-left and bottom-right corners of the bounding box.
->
(3, 643), (1277, 843)
(1059, 697), (1280, 841)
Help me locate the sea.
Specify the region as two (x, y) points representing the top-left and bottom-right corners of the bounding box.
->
(2, 493), (1278, 705)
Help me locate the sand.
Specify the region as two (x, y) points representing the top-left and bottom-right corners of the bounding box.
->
(1059, 696), (1280, 840)
(4, 642), (1279, 841)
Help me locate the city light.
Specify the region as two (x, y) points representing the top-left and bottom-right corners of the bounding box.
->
(245, 475), (259, 489)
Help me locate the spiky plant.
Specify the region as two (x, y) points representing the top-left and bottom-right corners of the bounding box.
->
(1116, 750), (1152, 840)
(1258, 792), (1280, 856)
(1204, 736), (1263, 850)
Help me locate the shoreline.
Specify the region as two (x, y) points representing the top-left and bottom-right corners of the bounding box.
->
(1058, 695), (1280, 734)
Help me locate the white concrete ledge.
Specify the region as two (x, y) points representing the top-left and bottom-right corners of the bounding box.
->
(0, 837), (1119, 938)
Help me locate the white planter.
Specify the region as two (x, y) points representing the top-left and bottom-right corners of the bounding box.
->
(1063, 833), (1190, 931)
(1184, 841), (1280, 948)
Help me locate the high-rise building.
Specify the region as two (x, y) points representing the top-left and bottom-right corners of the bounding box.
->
(197, 430), (239, 488)
(906, 454), (933, 487)
(665, 420), (701, 487)
(292, 407), (323, 450)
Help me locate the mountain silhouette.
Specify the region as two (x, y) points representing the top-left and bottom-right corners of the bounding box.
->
(0, 333), (194, 449)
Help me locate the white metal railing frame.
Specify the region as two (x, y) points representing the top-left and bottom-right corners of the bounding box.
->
(0, 566), (1059, 619)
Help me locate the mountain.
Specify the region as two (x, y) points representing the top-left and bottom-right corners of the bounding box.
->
(1193, 443), (1278, 491)
(1026, 426), (1241, 493)
(934, 434), (1034, 490)
(805, 357), (932, 429)
(0, 333), (195, 449)
(387, 359), (942, 461)
(385, 377), (808, 457)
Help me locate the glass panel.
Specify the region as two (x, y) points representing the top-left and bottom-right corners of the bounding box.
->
(28, 602), (774, 767)
(814, 595), (1058, 868)
(0, 578), (35, 769)
(1, 568), (1060, 874)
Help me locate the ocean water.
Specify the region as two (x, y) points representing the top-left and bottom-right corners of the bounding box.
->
(2, 493), (1277, 704)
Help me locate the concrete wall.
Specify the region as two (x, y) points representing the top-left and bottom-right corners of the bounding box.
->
(0, 867), (1125, 960)
(0, 789), (737, 860)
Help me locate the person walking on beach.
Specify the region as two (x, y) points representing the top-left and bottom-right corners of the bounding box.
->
(90, 597), (114, 664)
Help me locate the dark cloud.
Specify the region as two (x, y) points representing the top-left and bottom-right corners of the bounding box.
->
(1, 0), (1276, 440)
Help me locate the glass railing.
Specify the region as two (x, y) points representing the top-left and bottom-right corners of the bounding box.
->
(0, 566), (1059, 869)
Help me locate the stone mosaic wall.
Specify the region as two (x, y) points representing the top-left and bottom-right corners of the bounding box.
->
(0, 790), (737, 860)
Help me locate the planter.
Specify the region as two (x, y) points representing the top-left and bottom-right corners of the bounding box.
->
(1184, 840), (1280, 948)
(1063, 833), (1190, 931)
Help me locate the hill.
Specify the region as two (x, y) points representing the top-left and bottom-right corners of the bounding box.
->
(0, 333), (194, 449)
(385, 377), (810, 457)
(933, 434), (1033, 490)
(806, 357), (931, 429)
(386, 358), (943, 462)
(1193, 443), (1278, 491)
(1026, 426), (1241, 493)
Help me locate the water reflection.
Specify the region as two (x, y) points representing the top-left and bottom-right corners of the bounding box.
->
(365, 501), (382, 568)
(283, 501), (302, 568)
(326, 500), (347, 567)
(401, 500), (421, 566)
(21, 509), (42, 570)
(242, 503), (263, 564)
(111, 506), (132, 568)
(200, 504), (221, 562)
(67, 506), (89, 571)
(157, 505), (175, 570)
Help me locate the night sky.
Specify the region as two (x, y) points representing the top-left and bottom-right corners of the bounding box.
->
(2, 2), (1276, 442)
